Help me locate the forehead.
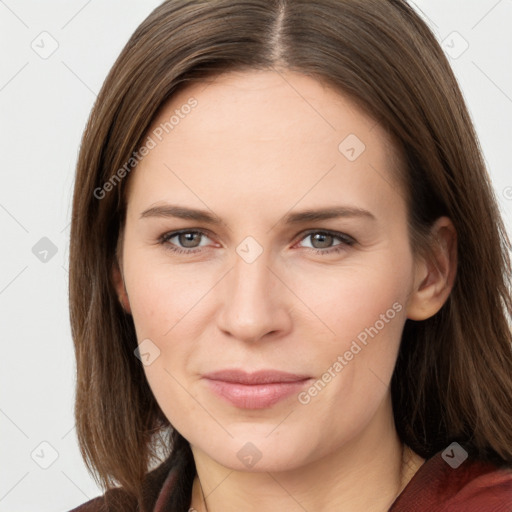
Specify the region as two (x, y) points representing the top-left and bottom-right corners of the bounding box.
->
(154, 69), (381, 146)
(126, 69), (405, 220)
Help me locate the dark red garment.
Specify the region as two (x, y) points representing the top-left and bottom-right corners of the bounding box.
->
(69, 450), (512, 512)
(388, 451), (512, 511)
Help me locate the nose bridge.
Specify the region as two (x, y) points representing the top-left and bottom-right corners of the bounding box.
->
(232, 250), (271, 304)
(216, 244), (291, 341)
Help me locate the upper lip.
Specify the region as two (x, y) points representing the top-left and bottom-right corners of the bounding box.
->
(202, 369), (311, 385)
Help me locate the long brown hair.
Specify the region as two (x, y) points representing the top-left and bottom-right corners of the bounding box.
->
(69, 0), (512, 508)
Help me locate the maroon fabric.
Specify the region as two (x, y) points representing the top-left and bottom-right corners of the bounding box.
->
(389, 451), (512, 511)
(69, 450), (512, 511)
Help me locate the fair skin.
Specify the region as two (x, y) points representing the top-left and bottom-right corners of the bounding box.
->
(113, 69), (457, 511)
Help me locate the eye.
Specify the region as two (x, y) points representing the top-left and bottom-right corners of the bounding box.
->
(296, 230), (355, 255)
(159, 230), (214, 254)
(158, 229), (356, 256)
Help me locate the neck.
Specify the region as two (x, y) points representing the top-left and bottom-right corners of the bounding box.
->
(189, 406), (425, 512)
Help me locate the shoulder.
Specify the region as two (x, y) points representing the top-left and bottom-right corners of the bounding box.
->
(66, 455), (178, 512)
(66, 489), (134, 512)
(390, 448), (512, 512)
(445, 459), (512, 511)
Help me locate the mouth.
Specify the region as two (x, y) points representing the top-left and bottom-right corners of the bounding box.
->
(201, 369), (313, 409)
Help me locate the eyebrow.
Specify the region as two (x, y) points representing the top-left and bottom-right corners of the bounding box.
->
(140, 204), (376, 225)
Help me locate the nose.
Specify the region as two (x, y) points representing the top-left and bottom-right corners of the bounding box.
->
(216, 251), (293, 343)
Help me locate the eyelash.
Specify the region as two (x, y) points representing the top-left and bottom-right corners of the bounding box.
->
(158, 229), (356, 256)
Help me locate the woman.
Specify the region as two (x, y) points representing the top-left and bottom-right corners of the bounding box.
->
(68, 0), (512, 511)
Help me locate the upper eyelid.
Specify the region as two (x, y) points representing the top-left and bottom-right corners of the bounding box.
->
(161, 228), (215, 242)
(295, 229), (355, 244)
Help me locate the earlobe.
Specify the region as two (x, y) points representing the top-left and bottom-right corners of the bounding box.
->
(112, 262), (132, 314)
(406, 217), (457, 321)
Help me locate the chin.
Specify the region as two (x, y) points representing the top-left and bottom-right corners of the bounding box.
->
(191, 429), (318, 473)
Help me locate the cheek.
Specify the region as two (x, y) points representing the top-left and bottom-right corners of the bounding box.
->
(124, 256), (212, 341)
(287, 272), (408, 454)
(123, 256), (218, 410)
(123, 261), (209, 434)
(286, 249), (412, 408)
(281, 252), (412, 348)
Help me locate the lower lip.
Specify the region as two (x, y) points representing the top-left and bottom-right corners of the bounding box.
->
(204, 379), (312, 409)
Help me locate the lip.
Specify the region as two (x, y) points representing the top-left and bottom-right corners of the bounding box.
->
(202, 369), (312, 409)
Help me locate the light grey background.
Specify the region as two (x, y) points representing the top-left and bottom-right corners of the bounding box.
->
(0, 1), (511, 511)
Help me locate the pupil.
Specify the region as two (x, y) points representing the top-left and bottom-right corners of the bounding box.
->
(180, 233), (200, 248)
(312, 233), (332, 249)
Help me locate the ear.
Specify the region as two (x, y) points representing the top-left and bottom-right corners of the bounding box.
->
(112, 261), (132, 314)
(406, 216), (457, 321)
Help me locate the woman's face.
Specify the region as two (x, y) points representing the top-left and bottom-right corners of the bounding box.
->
(116, 70), (421, 472)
